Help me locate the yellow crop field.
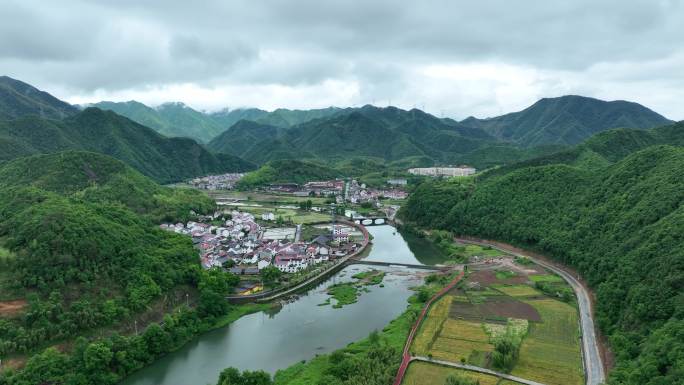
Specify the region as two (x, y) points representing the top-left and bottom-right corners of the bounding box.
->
(440, 319), (489, 342)
(412, 295), (453, 355)
(492, 284), (540, 297)
(430, 338), (493, 362)
(402, 361), (500, 385)
(511, 299), (583, 385)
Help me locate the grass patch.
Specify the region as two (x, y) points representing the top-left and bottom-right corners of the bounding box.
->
(495, 270), (517, 280)
(403, 361), (500, 385)
(492, 284), (541, 298)
(528, 274), (564, 283)
(352, 270), (386, 285)
(327, 283), (359, 308)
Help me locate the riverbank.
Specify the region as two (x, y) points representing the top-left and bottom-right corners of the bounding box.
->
(272, 271), (459, 385)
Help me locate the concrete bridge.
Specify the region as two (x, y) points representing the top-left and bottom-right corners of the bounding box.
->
(351, 217), (387, 226)
(347, 259), (444, 271)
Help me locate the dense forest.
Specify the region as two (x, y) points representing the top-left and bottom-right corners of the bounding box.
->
(0, 151), (250, 384)
(401, 131), (684, 384)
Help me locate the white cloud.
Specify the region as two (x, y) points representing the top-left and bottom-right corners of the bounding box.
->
(2, 0), (683, 119)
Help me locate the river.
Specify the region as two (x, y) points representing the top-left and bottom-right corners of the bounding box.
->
(121, 225), (432, 385)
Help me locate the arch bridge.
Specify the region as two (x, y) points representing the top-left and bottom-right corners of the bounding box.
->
(352, 217), (387, 226)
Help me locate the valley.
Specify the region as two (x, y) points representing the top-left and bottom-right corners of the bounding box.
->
(0, 73), (681, 385)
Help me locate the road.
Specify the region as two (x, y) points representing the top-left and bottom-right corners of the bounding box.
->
(411, 356), (546, 385)
(457, 239), (605, 385)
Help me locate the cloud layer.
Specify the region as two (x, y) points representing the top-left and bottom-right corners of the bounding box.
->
(1, 0), (682, 119)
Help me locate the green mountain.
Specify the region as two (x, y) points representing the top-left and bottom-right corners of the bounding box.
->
(237, 159), (342, 188)
(401, 136), (684, 384)
(210, 107), (341, 129)
(483, 121), (684, 178)
(0, 76), (79, 120)
(91, 101), (226, 143)
(210, 107), (270, 129)
(0, 151), (249, 385)
(0, 107), (255, 183)
(0, 151), (210, 344)
(209, 105), (552, 169)
(461, 95), (672, 147)
(90, 101), (342, 143)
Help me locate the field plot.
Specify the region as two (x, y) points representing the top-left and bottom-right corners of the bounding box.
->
(511, 299), (583, 385)
(413, 295), (453, 355)
(431, 319), (494, 363)
(403, 361), (500, 385)
(491, 284), (541, 298)
(408, 253), (583, 385)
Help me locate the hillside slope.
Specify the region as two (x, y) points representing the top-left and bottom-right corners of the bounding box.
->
(0, 76), (79, 120)
(92, 101), (226, 143)
(209, 105), (541, 168)
(462, 95), (672, 147)
(400, 144), (684, 385)
(0, 108), (254, 183)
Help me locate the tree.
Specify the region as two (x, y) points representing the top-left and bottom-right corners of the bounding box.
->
(216, 367), (272, 385)
(260, 266), (282, 287)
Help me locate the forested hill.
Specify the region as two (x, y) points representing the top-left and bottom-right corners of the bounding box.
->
(0, 151), (246, 385)
(0, 76), (79, 120)
(209, 105), (554, 168)
(481, 121), (684, 178)
(91, 101), (227, 143)
(0, 107), (254, 183)
(236, 159), (342, 189)
(210, 106), (342, 130)
(461, 95), (672, 147)
(91, 100), (342, 142)
(400, 143), (684, 384)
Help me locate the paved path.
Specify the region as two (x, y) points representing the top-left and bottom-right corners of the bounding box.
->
(457, 238), (605, 385)
(411, 356), (546, 385)
(393, 271), (465, 385)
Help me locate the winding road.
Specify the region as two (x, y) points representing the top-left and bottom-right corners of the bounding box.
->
(457, 239), (606, 385)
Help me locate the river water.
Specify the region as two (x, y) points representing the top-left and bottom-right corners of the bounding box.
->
(121, 225), (437, 385)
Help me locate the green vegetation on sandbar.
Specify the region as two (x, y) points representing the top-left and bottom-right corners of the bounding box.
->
(324, 270), (386, 309)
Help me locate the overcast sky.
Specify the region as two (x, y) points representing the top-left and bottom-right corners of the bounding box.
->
(2, 0), (683, 120)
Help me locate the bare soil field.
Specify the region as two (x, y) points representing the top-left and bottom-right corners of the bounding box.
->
(0, 299), (27, 317)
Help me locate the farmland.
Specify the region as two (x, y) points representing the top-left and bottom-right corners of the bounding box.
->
(406, 255), (583, 385)
(403, 361), (500, 385)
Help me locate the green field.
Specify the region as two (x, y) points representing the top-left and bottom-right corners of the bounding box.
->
(528, 274), (564, 283)
(403, 361), (500, 385)
(408, 267), (582, 385)
(236, 205), (331, 224)
(211, 191), (329, 205)
(510, 299), (583, 385)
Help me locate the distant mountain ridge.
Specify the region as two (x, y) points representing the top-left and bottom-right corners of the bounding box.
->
(207, 104), (560, 169)
(0, 108), (254, 183)
(0, 76), (79, 120)
(90, 100), (342, 142)
(461, 95), (672, 147)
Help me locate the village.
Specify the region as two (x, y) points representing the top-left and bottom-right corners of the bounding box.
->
(160, 209), (362, 277)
